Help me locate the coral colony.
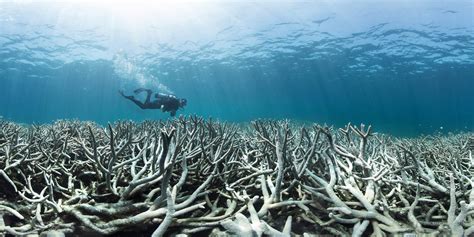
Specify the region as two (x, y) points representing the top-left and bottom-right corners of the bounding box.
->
(0, 116), (473, 236)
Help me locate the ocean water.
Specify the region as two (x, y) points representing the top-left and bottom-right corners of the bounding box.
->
(0, 1), (473, 137)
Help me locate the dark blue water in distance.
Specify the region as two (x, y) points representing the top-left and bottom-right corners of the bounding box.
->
(0, 1), (473, 137)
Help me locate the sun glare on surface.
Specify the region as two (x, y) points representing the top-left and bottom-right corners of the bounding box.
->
(54, 0), (223, 49)
(86, 0), (213, 19)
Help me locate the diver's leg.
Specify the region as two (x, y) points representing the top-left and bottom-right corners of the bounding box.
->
(134, 88), (152, 94)
(120, 91), (147, 109)
(128, 97), (147, 109)
(143, 90), (152, 104)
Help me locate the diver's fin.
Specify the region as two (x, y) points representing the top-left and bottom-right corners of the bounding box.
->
(119, 90), (133, 99)
(134, 88), (151, 94)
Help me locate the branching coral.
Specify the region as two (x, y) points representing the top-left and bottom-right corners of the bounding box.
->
(0, 117), (473, 236)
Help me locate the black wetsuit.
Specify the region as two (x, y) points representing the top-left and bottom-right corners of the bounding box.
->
(120, 89), (184, 116)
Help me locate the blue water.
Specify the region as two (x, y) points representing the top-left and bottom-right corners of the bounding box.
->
(0, 1), (473, 136)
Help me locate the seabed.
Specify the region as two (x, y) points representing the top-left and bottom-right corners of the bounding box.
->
(0, 116), (473, 236)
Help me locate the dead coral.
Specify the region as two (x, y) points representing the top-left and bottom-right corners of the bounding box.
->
(0, 117), (473, 236)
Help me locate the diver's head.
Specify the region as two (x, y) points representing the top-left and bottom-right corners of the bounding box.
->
(179, 98), (187, 108)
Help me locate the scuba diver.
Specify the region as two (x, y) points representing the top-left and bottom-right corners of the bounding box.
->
(119, 88), (187, 117)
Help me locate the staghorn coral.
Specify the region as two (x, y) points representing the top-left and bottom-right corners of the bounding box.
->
(0, 117), (473, 236)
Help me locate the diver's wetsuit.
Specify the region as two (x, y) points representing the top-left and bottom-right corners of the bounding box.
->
(120, 88), (186, 116)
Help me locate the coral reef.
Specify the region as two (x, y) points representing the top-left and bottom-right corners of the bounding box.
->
(0, 116), (473, 236)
